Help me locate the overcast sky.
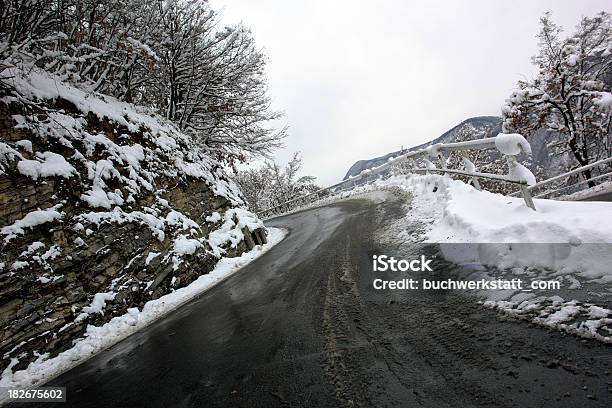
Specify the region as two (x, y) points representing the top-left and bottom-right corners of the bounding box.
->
(211, 0), (610, 185)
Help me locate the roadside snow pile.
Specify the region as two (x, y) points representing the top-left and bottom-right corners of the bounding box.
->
(0, 228), (286, 393)
(371, 173), (612, 280)
(364, 173), (612, 244)
(393, 174), (612, 342)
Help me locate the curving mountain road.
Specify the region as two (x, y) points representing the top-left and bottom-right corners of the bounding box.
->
(16, 193), (612, 407)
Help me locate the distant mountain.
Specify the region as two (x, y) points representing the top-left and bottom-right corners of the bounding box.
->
(343, 116), (563, 182)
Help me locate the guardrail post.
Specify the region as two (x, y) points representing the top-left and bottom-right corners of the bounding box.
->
(520, 184), (536, 211)
(437, 152), (447, 172)
(461, 155), (481, 191)
(504, 155), (536, 210)
(423, 159), (436, 174)
(495, 134), (537, 210)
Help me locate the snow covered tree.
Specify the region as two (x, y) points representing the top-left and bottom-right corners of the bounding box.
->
(502, 12), (612, 185)
(0, 0), (161, 95)
(1, 0), (285, 163)
(235, 152), (319, 212)
(141, 1), (286, 163)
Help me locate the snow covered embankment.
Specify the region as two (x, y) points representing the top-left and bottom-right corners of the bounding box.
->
(0, 228), (286, 394)
(0, 67), (273, 378)
(355, 174), (612, 342)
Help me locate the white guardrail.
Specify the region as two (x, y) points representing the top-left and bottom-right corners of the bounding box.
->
(259, 133), (541, 219)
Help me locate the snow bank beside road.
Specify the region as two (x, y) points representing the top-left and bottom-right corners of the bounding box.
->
(0, 228), (287, 395)
(367, 174), (612, 282)
(415, 175), (612, 244)
(351, 173), (612, 243)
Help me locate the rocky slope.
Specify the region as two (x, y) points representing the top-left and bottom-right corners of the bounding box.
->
(0, 68), (266, 373)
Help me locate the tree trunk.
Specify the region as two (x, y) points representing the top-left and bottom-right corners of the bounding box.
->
(568, 135), (596, 188)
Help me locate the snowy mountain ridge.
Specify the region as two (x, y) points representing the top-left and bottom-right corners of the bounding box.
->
(343, 116), (564, 184)
(343, 116), (501, 180)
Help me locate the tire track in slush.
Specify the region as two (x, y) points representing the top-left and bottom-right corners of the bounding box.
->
(322, 232), (420, 408)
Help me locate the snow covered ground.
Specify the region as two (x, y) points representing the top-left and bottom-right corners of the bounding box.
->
(0, 228), (287, 396)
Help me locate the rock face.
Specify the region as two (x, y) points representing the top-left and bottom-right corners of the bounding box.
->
(0, 69), (266, 373)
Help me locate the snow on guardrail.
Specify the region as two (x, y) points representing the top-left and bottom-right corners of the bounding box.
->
(508, 156), (612, 200)
(259, 133), (538, 219)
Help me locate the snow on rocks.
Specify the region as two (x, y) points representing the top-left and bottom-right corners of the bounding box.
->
(81, 292), (116, 315)
(166, 210), (199, 230)
(17, 152), (76, 180)
(0, 142), (24, 175)
(207, 208), (265, 258)
(75, 208), (166, 242)
(0, 66), (272, 380)
(172, 236), (202, 256)
(205, 211), (222, 223)
(2, 67), (244, 208)
(1, 205), (63, 243)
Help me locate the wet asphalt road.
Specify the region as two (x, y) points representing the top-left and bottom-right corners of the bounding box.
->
(16, 194), (612, 407)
